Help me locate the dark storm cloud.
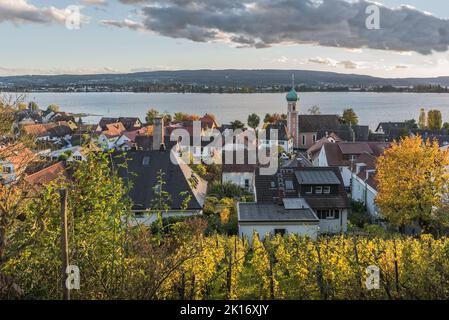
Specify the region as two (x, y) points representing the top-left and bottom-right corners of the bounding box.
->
(112, 0), (449, 55)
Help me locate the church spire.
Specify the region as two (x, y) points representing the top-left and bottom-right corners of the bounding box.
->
(292, 73), (295, 90)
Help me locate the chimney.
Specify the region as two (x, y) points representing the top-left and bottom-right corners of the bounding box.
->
(365, 169), (376, 180)
(152, 117), (165, 151)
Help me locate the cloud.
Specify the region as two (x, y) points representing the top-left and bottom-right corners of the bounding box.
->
(0, 66), (119, 76)
(110, 0), (449, 55)
(338, 60), (358, 69)
(101, 18), (145, 31)
(0, 0), (75, 25)
(308, 57), (336, 66)
(81, 0), (108, 6)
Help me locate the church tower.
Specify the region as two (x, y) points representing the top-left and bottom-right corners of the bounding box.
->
(286, 74), (299, 149)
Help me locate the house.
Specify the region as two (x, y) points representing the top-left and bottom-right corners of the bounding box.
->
(97, 117), (143, 132)
(315, 141), (389, 188)
(222, 150), (258, 193)
(316, 124), (370, 142)
(260, 121), (293, 153)
(374, 122), (410, 141)
(97, 117), (120, 132)
(296, 115), (342, 150)
(22, 122), (74, 144)
(411, 129), (449, 147)
(350, 152), (380, 220)
(46, 146), (88, 162)
(238, 200), (320, 242)
(114, 149), (208, 225)
(0, 144), (37, 184)
(118, 117), (142, 131)
(24, 162), (68, 187)
(306, 133), (342, 162)
(238, 163), (350, 239)
(133, 118), (179, 152)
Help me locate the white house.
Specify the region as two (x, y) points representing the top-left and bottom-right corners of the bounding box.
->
(48, 146), (87, 162)
(350, 153), (380, 221)
(0, 161), (16, 184)
(315, 141), (389, 189)
(238, 200), (320, 243)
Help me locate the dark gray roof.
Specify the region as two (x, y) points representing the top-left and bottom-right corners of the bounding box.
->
(255, 166), (350, 209)
(238, 203), (319, 222)
(119, 117), (142, 131)
(114, 150), (207, 211)
(295, 170), (341, 185)
(317, 125), (369, 142)
(98, 117), (119, 130)
(298, 115), (342, 133)
(134, 135), (177, 151)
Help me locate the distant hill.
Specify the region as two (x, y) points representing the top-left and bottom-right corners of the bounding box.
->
(1, 69), (449, 88)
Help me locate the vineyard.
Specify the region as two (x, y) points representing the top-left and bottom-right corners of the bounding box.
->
(147, 233), (449, 300)
(5, 217), (449, 300)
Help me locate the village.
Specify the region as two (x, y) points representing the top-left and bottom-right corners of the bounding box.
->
(2, 87), (449, 240)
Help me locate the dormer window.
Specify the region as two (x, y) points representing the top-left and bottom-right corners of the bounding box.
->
(305, 186), (313, 194)
(323, 186), (331, 194)
(2, 166), (12, 174)
(315, 186), (323, 194)
(285, 180), (294, 190)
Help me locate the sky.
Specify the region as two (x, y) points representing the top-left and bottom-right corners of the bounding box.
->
(1, 0), (449, 78)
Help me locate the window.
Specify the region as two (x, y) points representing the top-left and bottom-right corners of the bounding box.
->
(302, 135), (306, 146)
(73, 156), (83, 161)
(317, 209), (334, 219)
(2, 166), (12, 174)
(326, 210), (335, 219)
(315, 186), (323, 194)
(244, 179), (250, 189)
(312, 134), (317, 143)
(285, 180), (294, 190)
(274, 229), (287, 236)
(270, 181), (276, 188)
(154, 184), (162, 194)
(323, 186), (331, 194)
(305, 186), (313, 194)
(142, 156), (150, 166)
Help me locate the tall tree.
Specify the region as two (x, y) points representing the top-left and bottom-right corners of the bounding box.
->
(230, 120), (245, 130)
(247, 113), (260, 131)
(146, 109), (171, 125)
(427, 109), (442, 130)
(308, 105), (321, 115)
(342, 108), (359, 125)
(418, 108), (427, 129)
(28, 102), (39, 111)
(376, 136), (449, 233)
(47, 104), (60, 113)
(145, 108), (160, 125)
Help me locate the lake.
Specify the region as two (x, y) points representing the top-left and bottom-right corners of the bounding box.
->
(24, 92), (449, 130)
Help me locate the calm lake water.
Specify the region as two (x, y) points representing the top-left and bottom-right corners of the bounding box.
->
(25, 92), (449, 130)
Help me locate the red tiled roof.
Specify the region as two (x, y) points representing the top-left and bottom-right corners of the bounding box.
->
(307, 133), (342, 157)
(25, 162), (67, 185)
(122, 130), (140, 142)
